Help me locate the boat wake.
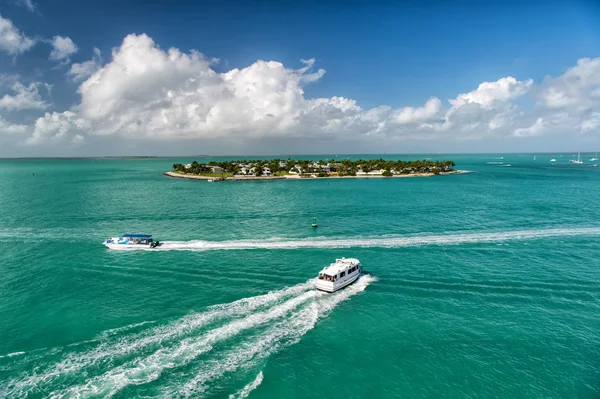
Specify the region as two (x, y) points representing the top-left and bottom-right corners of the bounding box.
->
(1, 276), (374, 398)
(110, 227), (600, 252)
(229, 371), (264, 399)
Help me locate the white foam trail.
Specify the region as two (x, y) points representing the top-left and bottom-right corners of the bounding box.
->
(172, 275), (374, 398)
(0, 351), (26, 359)
(96, 320), (157, 340)
(229, 371), (264, 399)
(49, 275), (373, 398)
(109, 227), (600, 252)
(6, 280), (315, 397)
(53, 291), (318, 398)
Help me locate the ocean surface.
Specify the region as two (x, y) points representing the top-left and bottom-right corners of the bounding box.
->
(0, 153), (599, 398)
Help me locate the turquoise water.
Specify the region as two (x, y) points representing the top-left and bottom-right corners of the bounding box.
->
(1, 154), (599, 398)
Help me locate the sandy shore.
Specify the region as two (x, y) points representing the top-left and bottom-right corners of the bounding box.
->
(164, 170), (469, 181)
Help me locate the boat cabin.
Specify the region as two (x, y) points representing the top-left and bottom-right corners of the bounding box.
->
(105, 234), (154, 245)
(317, 258), (361, 282)
(123, 234), (153, 244)
(316, 257), (362, 293)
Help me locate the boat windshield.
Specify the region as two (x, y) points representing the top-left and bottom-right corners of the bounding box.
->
(119, 234), (153, 245)
(318, 273), (337, 282)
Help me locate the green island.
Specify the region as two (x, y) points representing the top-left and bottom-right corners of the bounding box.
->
(166, 158), (461, 181)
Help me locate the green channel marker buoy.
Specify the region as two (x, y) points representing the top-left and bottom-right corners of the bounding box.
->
(312, 217), (318, 228)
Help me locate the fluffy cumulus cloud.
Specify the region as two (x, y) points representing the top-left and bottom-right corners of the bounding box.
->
(15, 32), (600, 148)
(0, 81), (49, 111)
(537, 58), (600, 112)
(26, 111), (88, 145)
(450, 77), (533, 109)
(0, 14), (35, 55)
(49, 36), (78, 62)
(391, 98), (442, 125)
(36, 33), (376, 143)
(68, 48), (102, 82)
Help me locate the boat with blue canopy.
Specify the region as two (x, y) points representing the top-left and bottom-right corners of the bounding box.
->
(103, 234), (161, 249)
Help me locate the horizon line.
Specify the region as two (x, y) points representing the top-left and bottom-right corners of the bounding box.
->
(0, 151), (596, 160)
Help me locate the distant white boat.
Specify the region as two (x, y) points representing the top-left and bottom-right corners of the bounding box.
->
(550, 159), (556, 162)
(207, 179), (215, 182)
(533, 155), (536, 161)
(316, 258), (362, 293)
(590, 152), (598, 161)
(570, 152), (583, 164)
(103, 234), (161, 249)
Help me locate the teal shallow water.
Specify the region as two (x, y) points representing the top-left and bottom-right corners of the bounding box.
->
(0, 154), (599, 398)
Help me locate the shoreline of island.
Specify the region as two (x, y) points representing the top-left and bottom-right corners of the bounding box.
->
(165, 158), (467, 181)
(164, 170), (470, 181)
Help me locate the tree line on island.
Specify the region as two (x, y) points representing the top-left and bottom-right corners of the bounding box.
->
(172, 158), (456, 177)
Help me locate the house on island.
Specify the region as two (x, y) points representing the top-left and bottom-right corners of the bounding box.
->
(262, 167), (271, 176)
(289, 165), (303, 174)
(184, 163), (192, 169)
(236, 167), (250, 176)
(210, 166), (225, 174)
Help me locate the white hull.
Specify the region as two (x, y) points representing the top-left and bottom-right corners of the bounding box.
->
(103, 243), (153, 250)
(103, 234), (159, 250)
(570, 152), (583, 164)
(316, 270), (361, 293)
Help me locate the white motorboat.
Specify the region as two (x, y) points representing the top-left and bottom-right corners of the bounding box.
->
(550, 159), (556, 162)
(103, 234), (161, 249)
(316, 258), (362, 293)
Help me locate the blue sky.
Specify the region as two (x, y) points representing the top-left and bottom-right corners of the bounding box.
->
(1, 0), (600, 156)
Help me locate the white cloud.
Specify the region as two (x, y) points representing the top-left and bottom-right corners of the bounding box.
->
(21, 33), (600, 149)
(0, 81), (49, 111)
(391, 97), (442, 125)
(537, 57), (600, 112)
(49, 36), (78, 62)
(514, 117), (545, 137)
(0, 14), (35, 55)
(27, 111), (88, 145)
(69, 48), (102, 82)
(0, 116), (27, 134)
(450, 77), (533, 109)
(56, 33), (360, 140)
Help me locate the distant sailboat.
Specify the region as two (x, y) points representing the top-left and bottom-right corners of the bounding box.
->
(533, 155), (536, 161)
(590, 152), (598, 161)
(570, 152), (583, 164)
